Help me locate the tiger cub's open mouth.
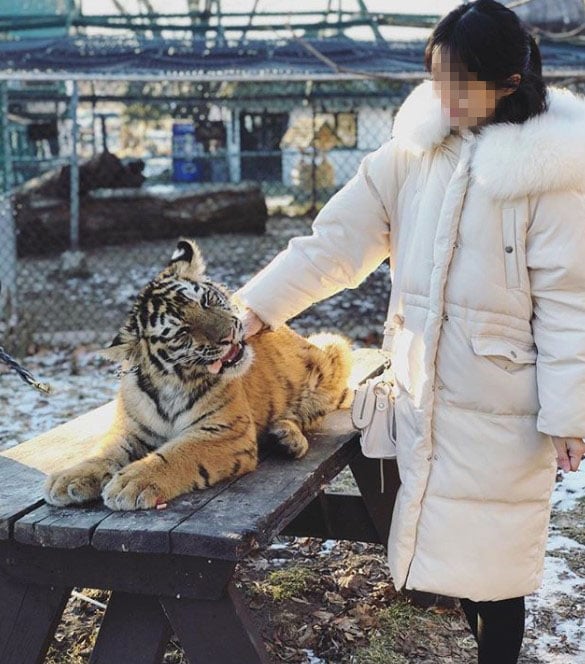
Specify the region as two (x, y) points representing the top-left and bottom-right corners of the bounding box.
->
(207, 341), (246, 374)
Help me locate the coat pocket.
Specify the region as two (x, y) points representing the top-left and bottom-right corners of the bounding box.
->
(502, 207), (521, 289)
(470, 334), (537, 373)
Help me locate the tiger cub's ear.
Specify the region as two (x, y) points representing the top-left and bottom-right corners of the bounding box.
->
(99, 325), (139, 363)
(168, 239), (206, 280)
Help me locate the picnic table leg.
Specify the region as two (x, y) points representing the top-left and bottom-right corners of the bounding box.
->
(89, 592), (172, 664)
(160, 578), (272, 664)
(0, 570), (70, 664)
(348, 454), (401, 544)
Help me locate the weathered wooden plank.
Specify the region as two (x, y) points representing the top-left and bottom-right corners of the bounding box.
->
(15, 433), (278, 552)
(85, 428), (303, 555)
(1, 401), (116, 473)
(89, 592), (171, 664)
(161, 580), (271, 664)
(17, 427), (357, 556)
(0, 457), (46, 540)
(14, 502), (111, 548)
(347, 347), (388, 387)
(90, 485), (231, 554)
(0, 540), (235, 601)
(170, 411), (361, 560)
(0, 570), (70, 664)
(0, 402), (115, 540)
(281, 491), (381, 543)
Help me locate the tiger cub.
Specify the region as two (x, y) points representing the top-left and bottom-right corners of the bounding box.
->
(44, 239), (354, 511)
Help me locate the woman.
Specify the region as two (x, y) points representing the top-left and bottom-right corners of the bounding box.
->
(234, 1), (585, 661)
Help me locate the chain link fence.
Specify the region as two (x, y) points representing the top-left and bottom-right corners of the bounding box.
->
(0, 77), (413, 353)
(3, 74), (584, 355)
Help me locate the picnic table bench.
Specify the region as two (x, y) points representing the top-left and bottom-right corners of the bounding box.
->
(0, 348), (407, 664)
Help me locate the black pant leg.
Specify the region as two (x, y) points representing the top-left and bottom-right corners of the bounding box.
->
(459, 596), (525, 664)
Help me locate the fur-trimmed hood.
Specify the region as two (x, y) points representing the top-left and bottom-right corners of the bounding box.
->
(392, 79), (585, 200)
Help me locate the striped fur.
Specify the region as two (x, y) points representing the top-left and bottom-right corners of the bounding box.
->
(44, 239), (354, 510)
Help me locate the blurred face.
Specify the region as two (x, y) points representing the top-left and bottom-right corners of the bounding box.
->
(430, 45), (519, 131)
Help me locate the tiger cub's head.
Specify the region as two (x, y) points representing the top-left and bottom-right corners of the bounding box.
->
(102, 239), (254, 381)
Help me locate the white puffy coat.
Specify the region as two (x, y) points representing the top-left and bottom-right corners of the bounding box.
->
(235, 80), (585, 601)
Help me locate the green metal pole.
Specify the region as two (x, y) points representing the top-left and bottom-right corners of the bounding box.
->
(0, 81), (17, 326)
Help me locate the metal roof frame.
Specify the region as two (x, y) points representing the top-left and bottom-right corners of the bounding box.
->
(0, 33), (584, 83)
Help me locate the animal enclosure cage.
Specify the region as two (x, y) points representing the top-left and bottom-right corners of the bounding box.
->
(1, 1), (585, 351)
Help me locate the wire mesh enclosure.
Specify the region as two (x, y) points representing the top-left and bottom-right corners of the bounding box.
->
(1, 1), (585, 354)
(0, 74), (409, 352)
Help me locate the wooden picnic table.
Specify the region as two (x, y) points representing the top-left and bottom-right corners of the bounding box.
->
(0, 348), (406, 664)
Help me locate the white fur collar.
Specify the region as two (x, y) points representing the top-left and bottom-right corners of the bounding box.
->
(392, 79), (585, 200)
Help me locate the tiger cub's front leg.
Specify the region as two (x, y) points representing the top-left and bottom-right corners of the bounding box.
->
(101, 431), (258, 511)
(44, 431), (146, 507)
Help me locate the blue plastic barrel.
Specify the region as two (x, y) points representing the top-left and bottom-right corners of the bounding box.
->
(172, 122), (202, 182)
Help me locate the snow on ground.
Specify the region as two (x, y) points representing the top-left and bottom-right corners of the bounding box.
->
(0, 348), (118, 449)
(522, 468), (585, 662)
(0, 346), (583, 661)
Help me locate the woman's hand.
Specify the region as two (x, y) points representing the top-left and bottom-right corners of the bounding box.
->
(240, 308), (268, 340)
(551, 436), (585, 472)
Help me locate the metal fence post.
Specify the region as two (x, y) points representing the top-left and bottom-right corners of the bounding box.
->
(70, 80), (80, 252)
(0, 81), (17, 327)
(310, 95), (317, 216)
(227, 109), (241, 184)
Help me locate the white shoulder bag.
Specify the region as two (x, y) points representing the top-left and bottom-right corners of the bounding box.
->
(350, 298), (398, 492)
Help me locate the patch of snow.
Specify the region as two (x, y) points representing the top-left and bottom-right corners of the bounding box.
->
(318, 539), (337, 555)
(525, 555), (585, 662)
(551, 469), (585, 512)
(547, 532), (585, 552)
(0, 349), (118, 450)
(302, 649), (327, 664)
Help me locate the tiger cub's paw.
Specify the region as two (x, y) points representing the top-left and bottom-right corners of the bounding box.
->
(44, 458), (119, 507)
(268, 419), (309, 459)
(102, 461), (168, 511)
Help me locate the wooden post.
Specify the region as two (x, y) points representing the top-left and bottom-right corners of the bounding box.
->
(90, 593), (171, 664)
(0, 571), (70, 664)
(161, 580), (272, 664)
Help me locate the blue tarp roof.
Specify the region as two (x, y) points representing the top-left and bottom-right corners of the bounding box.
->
(0, 35), (583, 81)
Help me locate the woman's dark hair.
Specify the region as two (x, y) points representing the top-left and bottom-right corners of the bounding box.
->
(424, 0), (548, 124)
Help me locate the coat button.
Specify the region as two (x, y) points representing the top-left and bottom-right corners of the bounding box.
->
(505, 246), (514, 253)
(426, 454), (432, 461)
(442, 314), (449, 321)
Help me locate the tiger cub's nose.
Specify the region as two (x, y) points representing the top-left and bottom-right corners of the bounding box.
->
(219, 329), (235, 344)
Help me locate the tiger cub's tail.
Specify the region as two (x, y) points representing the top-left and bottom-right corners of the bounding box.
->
(306, 332), (354, 410)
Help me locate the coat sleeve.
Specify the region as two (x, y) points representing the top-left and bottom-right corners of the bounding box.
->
(233, 138), (401, 330)
(526, 188), (585, 438)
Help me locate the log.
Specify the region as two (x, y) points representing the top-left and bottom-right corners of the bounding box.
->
(14, 182), (267, 257)
(19, 150), (145, 199)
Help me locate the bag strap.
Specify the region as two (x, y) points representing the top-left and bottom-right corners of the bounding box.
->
(381, 285), (394, 361)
